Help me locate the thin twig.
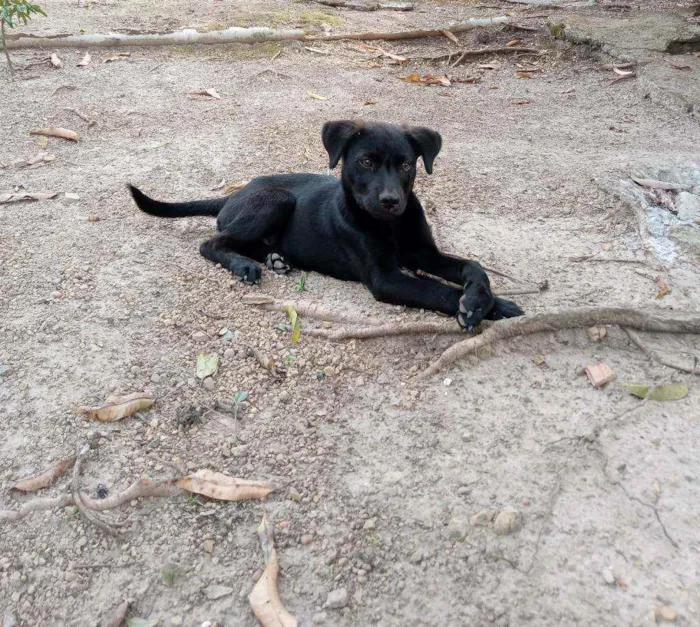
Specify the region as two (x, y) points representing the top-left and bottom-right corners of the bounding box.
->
(64, 107), (97, 128)
(414, 46), (540, 64)
(418, 307), (700, 379)
(623, 327), (699, 375)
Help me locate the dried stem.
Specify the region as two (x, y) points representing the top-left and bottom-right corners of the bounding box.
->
(1, 20), (14, 76)
(623, 328), (699, 375)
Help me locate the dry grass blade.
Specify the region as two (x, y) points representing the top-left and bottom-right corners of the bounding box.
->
(29, 127), (78, 141)
(10, 455), (76, 492)
(250, 513), (298, 627)
(77, 392), (154, 422)
(187, 88), (221, 99)
(175, 470), (273, 501)
(442, 30), (459, 44)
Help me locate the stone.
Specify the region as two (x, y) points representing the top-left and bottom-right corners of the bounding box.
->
(655, 606), (678, 622)
(202, 377), (215, 391)
(300, 534), (313, 545)
(494, 509), (522, 535)
(312, 611), (328, 624)
(204, 584), (233, 600)
(602, 568), (616, 585)
(363, 518), (376, 531)
(150, 373), (162, 384)
(325, 587), (348, 609)
(170, 617), (183, 627)
(64, 192), (80, 202)
(232, 444), (249, 457)
(472, 509), (496, 526)
(192, 331), (209, 342)
(409, 548), (424, 564)
(676, 192), (700, 222)
(584, 362), (616, 388)
(203, 539), (214, 554)
(446, 515), (470, 541)
(288, 487), (302, 501)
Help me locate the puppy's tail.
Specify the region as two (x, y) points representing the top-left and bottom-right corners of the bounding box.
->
(128, 184), (226, 218)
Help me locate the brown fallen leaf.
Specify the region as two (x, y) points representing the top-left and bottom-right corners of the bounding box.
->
(175, 469), (273, 501)
(511, 98), (534, 105)
(249, 513), (298, 627)
(398, 73), (450, 87)
(506, 39), (521, 47)
(363, 100), (378, 105)
(77, 392), (154, 422)
(438, 92), (455, 98)
(87, 215), (100, 222)
(187, 88), (221, 99)
(12, 151), (54, 168)
(77, 52), (91, 67)
(452, 76), (479, 84)
(656, 280), (671, 299)
(50, 53), (63, 69)
(224, 180), (250, 194)
(0, 191), (58, 204)
(10, 455), (76, 492)
(515, 70), (534, 79)
(442, 30), (459, 45)
(29, 127), (79, 142)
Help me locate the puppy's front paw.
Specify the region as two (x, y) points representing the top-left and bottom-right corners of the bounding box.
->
(231, 260), (261, 285)
(265, 252), (291, 275)
(486, 297), (525, 320)
(457, 282), (495, 332)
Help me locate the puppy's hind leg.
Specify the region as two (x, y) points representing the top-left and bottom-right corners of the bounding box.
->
(200, 235), (262, 285)
(265, 252), (291, 275)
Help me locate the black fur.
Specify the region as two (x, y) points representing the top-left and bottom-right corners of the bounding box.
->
(129, 120), (524, 329)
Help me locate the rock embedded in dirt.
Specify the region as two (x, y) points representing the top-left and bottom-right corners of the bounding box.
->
(204, 584), (233, 600)
(494, 509), (522, 535)
(655, 606), (678, 622)
(363, 518), (376, 531)
(325, 587), (349, 609)
(202, 377), (216, 391)
(203, 539), (214, 554)
(192, 331), (209, 342)
(472, 509), (497, 527)
(602, 568), (615, 585)
(312, 611), (328, 624)
(150, 373), (162, 384)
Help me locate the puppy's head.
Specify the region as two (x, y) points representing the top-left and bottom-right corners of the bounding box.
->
(322, 120), (442, 221)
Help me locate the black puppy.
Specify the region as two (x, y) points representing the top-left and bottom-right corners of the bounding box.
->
(129, 120), (523, 330)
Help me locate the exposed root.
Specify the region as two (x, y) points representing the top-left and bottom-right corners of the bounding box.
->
(0, 475), (183, 525)
(417, 307), (700, 379)
(301, 319), (464, 340)
(415, 46), (540, 64)
(623, 328), (699, 375)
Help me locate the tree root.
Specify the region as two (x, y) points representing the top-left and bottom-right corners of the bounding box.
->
(417, 307), (700, 379)
(0, 475), (183, 525)
(302, 319), (464, 340)
(623, 328), (699, 375)
(415, 46), (540, 64)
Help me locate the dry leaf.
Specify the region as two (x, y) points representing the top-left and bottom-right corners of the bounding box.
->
(196, 353), (220, 379)
(0, 191), (58, 204)
(10, 456), (76, 492)
(187, 88), (221, 99)
(612, 67), (635, 77)
(511, 99), (534, 105)
(284, 305), (301, 344)
(531, 354), (546, 366)
(439, 92), (455, 98)
(601, 242), (612, 251)
(442, 30), (459, 44)
(50, 53), (63, 69)
(363, 100), (377, 105)
(176, 470), (273, 501)
(29, 127), (79, 142)
(77, 52), (91, 67)
(87, 215), (100, 222)
(670, 63), (691, 70)
(620, 383), (688, 401)
(249, 513), (298, 627)
(506, 39), (521, 47)
(515, 70), (534, 79)
(655, 280), (671, 299)
(631, 177), (687, 191)
(398, 73), (450, 87)
(35, 136), (50, 148)
(585, 326), (607, 342)
(224, 180), (250, 194)
(307, 91), (328, 101)
(77, 392), (155, 422)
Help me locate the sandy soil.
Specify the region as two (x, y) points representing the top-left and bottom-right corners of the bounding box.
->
(1, 1), (700, 626)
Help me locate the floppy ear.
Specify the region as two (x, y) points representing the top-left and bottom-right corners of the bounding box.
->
(322, 120), (362, 169)
(404, 126), (442, 174)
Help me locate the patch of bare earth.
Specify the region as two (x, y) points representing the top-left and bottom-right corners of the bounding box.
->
(1, 1), (699, 626)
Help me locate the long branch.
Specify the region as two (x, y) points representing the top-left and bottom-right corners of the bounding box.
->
(5, 17), (511, 50)
(417, 307), (700, 379)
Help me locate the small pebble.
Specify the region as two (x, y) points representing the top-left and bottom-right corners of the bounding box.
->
(203, 377), (215, 391)
(312, 612), (328, 625)
(203, 539), (214, 554)
(150, 373), (162, 384)
(192, 331), (209, 342)
(170, 617), (183, 627)
(324, 587), (348, 609)
(300, 534), (313, 545)
(443, 377), (452, 387)
(602, 568), (615, 586)
(655, 606), (678, 622)
(494, 509), (522, 535)
(363, 518), (376, 531)
(288, 487), (302, 501)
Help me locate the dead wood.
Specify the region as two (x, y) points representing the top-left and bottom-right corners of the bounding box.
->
(417, 307), (700, 379)
(0, 476), (183, 524)
(311, 0), (413, 10)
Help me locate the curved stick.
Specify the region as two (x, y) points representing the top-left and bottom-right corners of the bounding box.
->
(417, 307), (700, 379)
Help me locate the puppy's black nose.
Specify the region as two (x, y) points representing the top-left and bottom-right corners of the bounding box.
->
(379, 192), (400, 210)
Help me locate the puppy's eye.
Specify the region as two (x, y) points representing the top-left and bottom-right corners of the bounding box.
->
(359, 157), (373, 169)
(400, 162), (412, 172)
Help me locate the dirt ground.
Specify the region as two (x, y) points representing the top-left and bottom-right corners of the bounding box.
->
(2, 1), (700, 626)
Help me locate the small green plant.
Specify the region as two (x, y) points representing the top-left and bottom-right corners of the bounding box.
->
(297, 271), (308, 293)
(186, 493), (198, 507)
(161, 563), (181, 587)
(232, 390), (249, 420)
(1, 0), (47, 75)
